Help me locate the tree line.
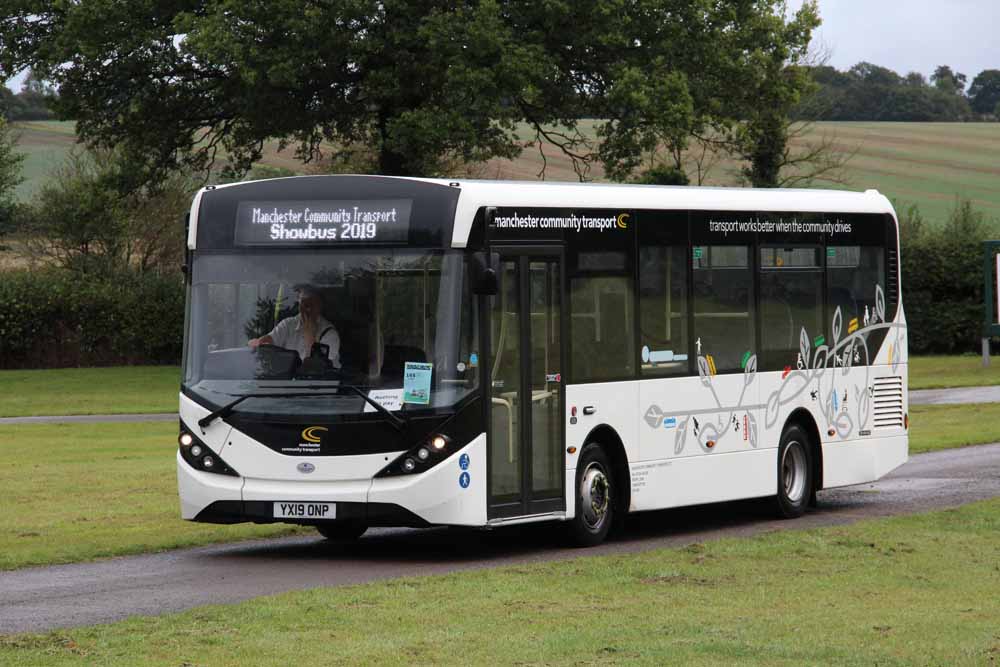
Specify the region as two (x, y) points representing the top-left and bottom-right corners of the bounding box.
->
(796, 63), (1000, 122)
(0, 72), (56, 121)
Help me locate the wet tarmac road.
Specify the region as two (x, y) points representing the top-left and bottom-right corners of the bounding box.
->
(2, 443), (999, 635)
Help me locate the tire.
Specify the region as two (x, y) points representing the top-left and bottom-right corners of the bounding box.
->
(566, 443), (615, 547)
(775, 424), (813, 519)
(316, 522), (367, 541)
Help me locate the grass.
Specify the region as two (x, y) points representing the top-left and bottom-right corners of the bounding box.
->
(0, 366), (180, 417)
(1, 499), (998, 665)
(11, 120), (1000, 224)
(0, 421), (307, 571)
(909, 403), (1000, 454)
(908, 355), (1000, 389)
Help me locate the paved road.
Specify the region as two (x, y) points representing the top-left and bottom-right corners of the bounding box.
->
(2, 443), (999, 635)
(909, 385), (1000, 405)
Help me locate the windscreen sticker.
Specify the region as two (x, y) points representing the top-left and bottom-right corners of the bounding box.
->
(362, 388), (405, 413)
(403, 362), (433, 404)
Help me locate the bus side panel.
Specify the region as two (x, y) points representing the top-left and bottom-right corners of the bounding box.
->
(628, 449), (774, 512)
(369, 433), (487, 526)
(822, 434), (908, 489)
(564, 381), (640, 506)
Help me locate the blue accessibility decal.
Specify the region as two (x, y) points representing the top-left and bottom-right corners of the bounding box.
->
(459, 472), (471, 488)
(459, 453), (470, 470)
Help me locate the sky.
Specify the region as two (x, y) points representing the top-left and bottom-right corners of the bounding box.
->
(5, 1), (999, 92)
(786, 0), (999, 82)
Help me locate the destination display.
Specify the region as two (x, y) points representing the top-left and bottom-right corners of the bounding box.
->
(234, 199), (412, 245)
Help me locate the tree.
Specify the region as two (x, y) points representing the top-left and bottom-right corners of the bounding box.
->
(969, 69), (1000, 115)
(0, 117), (24, 244)
(2, 1), (821, 183)
(22, 149), (193, 275)
(931, 65), (967, 96)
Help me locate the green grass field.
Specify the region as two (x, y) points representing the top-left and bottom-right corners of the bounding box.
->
(908, 355), (1000, 389)
(0, 366), (181, 417)
(0, 421), (306, 571)
(11, 120), (1000, 224)
(2, 498), (997, 665)
(0, 398), (993, 571)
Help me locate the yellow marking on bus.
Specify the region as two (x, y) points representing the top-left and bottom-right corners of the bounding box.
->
(848, 317), (859, 333)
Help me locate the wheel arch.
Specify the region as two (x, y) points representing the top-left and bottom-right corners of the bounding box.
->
(582, 424), (631, 516)
(784, 408), (823, 491)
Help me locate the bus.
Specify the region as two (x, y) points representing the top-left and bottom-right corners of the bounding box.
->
(178, 176), (907, 546)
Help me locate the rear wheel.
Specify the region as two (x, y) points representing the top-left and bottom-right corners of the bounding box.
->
(566, 443), (614, 547)
(775, 424), (813, 518)
(316, 522), (367, 541)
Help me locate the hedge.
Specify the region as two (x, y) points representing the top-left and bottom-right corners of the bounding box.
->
(0, 269), (184, 368)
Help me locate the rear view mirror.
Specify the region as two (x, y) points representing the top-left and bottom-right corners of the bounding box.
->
(471, 251), (498, 296)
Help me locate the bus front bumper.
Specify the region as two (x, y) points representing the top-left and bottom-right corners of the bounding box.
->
(177, 433), (488, 528)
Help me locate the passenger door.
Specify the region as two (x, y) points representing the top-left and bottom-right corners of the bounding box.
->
(487, 249), (566, 519)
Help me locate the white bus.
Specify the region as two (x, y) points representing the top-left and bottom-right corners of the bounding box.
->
(178, 176), (907, 546)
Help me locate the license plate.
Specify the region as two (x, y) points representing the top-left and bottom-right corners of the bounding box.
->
(273, 502), (336, 520)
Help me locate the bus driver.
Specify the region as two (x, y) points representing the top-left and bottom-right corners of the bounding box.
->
(248, 285), (341, 368)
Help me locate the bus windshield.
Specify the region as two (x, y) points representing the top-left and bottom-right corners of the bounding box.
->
(183, 249), (479, 418)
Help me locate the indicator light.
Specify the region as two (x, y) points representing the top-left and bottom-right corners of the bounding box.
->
(402, 458), (416, 472)
(190, 444), (203, 458)
(202, 456), (215, 469)
(417, 447), (430, 460)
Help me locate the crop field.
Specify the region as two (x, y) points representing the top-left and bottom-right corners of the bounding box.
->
(12, 120), (1000, 224)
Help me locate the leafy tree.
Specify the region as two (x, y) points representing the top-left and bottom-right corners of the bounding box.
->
(22, 149), (193, 274)
(931, 65), (967, 96)
(2, 0), (820, 183)
(969, 69), (1000, 115)
(0, 117), (24, 244)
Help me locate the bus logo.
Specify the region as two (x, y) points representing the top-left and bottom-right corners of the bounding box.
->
(301, 426), (328, 443)
(297, 462), (316, 474)
(616, 213), (630, 229)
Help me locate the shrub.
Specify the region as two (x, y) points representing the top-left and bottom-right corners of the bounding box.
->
(0, 269), (184, 368)
(900, 200), (999, 354)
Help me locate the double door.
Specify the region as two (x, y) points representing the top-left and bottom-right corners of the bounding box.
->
(487, 248), (565, 519)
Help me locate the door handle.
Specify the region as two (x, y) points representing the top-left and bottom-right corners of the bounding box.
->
(583, 406), (596, 416)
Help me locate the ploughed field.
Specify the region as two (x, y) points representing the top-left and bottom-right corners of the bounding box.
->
(12, 121), (1000, 223)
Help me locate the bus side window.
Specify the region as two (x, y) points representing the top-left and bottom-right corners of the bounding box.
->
(758, 246), (823, 371)
(569, 251), (635, 382)
(692, 245), (754, 373)
(827, 245), (886, 361)
(638, 245), (689, 376)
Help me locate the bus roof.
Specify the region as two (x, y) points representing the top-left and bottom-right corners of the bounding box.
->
(188, 175), (896, 250)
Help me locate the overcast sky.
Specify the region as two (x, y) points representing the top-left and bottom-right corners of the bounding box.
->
(787, 0), (998, 82)
(5, 1), (998, 92)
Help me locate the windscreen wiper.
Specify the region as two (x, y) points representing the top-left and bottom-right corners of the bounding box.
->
(197, 391), (344, 429)
(339, 384), (408, 432)
(196, 387), (409, 431)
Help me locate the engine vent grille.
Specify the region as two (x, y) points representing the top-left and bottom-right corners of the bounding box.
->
(872, 376), (904, 429)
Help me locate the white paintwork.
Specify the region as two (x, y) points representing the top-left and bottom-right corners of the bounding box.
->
(629, 448), (775, 511)
(369, 433), (487, 526)
(182, 176), (907, 529)
(177, 450), (242, 520)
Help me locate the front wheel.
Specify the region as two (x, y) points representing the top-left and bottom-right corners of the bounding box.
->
(316, 522), (367, 541)
(566, 443), (615, 547)
(775, 424), (813, 518)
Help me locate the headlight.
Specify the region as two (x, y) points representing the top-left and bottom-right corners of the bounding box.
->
(375, 433), (456, 477)
(178, 427), (239, 477)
